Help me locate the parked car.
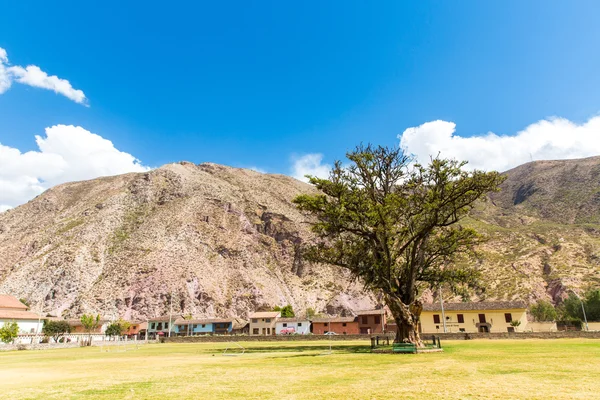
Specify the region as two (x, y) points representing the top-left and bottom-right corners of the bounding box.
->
(280, 327), (296, 335)
(324, 331), (338, 335)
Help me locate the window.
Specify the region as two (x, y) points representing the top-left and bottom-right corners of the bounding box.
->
(202, 324), (206, 328)
(361, 316), (368, 324)
(507, 327), (515, 333)
(265, 318), (271, 323)
(342, 323), (347, 327)
(374, 316), (381, 324)
(478, 314), (486, 323)
(457, 314), (464, 323)
(433, 314), (441, 324)
(253, 328), (259, 335)
(283, 323), (287, 327)
(252, 319), (257, 323)
(298, 322), (302, 326)
(504, 313), (512, 323)
(157, 323), (163, 330)
(165, 323), (169, 329)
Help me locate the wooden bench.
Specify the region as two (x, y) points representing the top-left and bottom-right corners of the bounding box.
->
(392, 343), (417, 353)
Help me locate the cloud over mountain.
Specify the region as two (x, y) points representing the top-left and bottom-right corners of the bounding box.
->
(399, 116), (600, 172)
(0, 125), (149, 211)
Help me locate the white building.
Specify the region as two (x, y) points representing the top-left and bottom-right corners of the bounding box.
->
(0, 294), (45, 335)
(275, 317), (311, 335)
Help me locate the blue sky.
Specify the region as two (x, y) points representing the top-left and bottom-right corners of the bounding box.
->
(1, 1), (600, 209)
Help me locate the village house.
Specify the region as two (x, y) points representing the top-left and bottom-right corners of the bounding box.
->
(124, 321), (147, 338)
(147, 315), (182, 338)
(356, 309), (386, 334)
(174, 318), (233, 336)
(275, 317), (311, 335)
(420, 301), (528, 333)
(0, 294), (45, 335)
(249, 311), (280, 335)
(311, 317), (359, 335)
(66, 318), (110, 334)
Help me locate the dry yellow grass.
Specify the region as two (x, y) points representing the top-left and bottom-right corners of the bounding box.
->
(0, 339), (599, 399)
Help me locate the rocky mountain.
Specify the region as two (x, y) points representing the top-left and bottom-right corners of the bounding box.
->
(1, 157), (599, 319)
(464, 156), (600, 303)
(0, 162), (375, 320)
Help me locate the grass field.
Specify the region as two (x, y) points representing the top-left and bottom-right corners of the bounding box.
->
(1, 339), (599, 399)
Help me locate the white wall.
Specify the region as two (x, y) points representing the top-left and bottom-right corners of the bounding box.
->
(275, 321), (311, 335)
(0, 318), (43, 335)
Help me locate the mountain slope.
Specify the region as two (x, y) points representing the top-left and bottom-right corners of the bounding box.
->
(0, 162), (374, 319)
(1, 157), (599, 319)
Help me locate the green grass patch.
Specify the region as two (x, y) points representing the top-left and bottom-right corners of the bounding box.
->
(0, 339), (599, 399)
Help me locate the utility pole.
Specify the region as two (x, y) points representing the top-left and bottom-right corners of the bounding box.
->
(439, 287), (447, 333)
(168, 291), (173, 338)
(571, 290), (589, 331)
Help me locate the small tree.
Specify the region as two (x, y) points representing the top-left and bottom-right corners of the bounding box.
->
(280, 305), (295, 318)
(19, 298), (30, 308)
(294, 145), (504, 345)
(306, 307), (316, 319)
(42, 320), (72, 343)
(530, 300), (558, 322)
(80, 314), (101, 346)
(510, 320), (521, 331)
(0, 321), (19, 344)
(106, 319), (131, 340)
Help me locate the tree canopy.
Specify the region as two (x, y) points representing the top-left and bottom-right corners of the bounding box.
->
(529, 300), (558, 322)
(0, 321), (19, 344)
(42, 320), (72, 343)
(105, 319), (131, 338)
(293, 145), (504, 344)
(273, 305), (295, 318)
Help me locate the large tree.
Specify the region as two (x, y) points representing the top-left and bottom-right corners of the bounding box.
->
(293, 145), (504, 345)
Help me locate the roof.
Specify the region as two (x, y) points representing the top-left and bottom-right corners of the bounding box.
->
(0, 310), (45, 320)
(174, 318), (232, 325)
(66, 319), (110, 326)
(249, 311), (280, 318)
(312, 317), (357, 323)
(422, 301), (528, 312)
(277, 317), (310, 323)
(148, 315), (182, 322)
(355, 309), (386, 316)
(0, 295), (29, 310)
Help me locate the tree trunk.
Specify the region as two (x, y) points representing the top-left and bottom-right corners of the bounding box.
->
(386, 296), (423, 346)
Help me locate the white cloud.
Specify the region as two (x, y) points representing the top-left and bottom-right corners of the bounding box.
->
(399, 116), (600, 172)
(291, 153), (331, 182)
(0, 125), (149, 211)
(0, 47), (87, 105)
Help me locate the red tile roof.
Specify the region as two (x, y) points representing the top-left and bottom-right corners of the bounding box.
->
(0, 310), (45, 320)
(0, 295), (29, 310)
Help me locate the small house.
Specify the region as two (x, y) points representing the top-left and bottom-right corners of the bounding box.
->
(147, 315), (181, 338)
(66, 318), (110, 334)
(125, 321), (147, 338)
(420, 301), (528, 333)
(249, 311), (280, 335)
(356, 309), (387, 334)
(174, 318), (233, 336)
(0, 294), (45, 335)
(311, 317), (359, 335)
(275, 317), (311, 335)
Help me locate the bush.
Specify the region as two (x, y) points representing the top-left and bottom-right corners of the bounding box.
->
(530, 300), (558, 322)
(0, 321), (19, 344)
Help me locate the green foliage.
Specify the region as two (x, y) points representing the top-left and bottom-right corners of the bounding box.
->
(510, 320), (521, 328)
(530, 300), (558, 322)
(280, 305), (295, 318)
(561, 290), (600, 322)
(42, 320), (72, 342)
(106, 319), (131, 338)
(0, 321), (19, 343)
(293, 144), (504, 342)
(80, 314), (101, 333)
(306, 307), (316, 319)
(19, 298), (30, 307)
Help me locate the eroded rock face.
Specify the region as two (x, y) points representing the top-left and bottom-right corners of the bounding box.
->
(0, 162), (375, 319)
